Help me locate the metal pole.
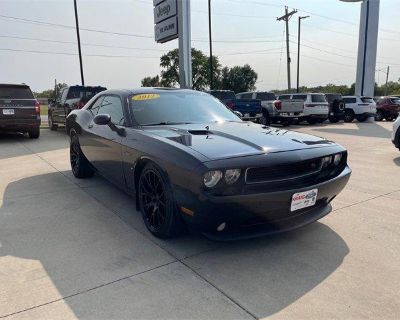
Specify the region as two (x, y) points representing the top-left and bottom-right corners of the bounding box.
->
(178, 0), (192, 88)
(385, 66), (390, 96)
(74, 0), (84, 86)
(285, 7), (291, 92)
(208, 0), (213, 90)
(297, 17), (301, 93)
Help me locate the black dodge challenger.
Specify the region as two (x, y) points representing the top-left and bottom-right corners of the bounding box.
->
(66, 88), (351, 240)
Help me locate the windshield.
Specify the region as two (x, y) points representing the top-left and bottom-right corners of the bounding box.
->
(0, 86), (34, 99)
(209, 91), (236, 100)
(391, 98), (400, 105)
(130, 91), (241, 125)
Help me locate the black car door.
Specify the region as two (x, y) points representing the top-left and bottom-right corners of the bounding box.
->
(80, 94), (127, 185)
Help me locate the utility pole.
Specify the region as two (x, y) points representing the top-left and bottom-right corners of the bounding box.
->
(208, 0), (213, 90)
(296, 15), (309, 93)
(277, 6), (297, 92)
(73, 0), (84, 86)
(384, 66), (390, 96)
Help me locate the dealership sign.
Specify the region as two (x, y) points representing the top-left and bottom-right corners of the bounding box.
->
(154, 0), (178, 43)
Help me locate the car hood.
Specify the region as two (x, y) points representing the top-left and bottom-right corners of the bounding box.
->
(143, 121), (337, 161)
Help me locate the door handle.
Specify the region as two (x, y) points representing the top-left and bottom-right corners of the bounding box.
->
(88, 123), (93, 129)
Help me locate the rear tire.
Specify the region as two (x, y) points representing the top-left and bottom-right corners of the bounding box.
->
(356, 115), (368, 122)
(375, 110), (384, 121)
(70, 134), (94, 178)
(260, 111), (270, 126)
(344, 110), (355, 123)
(48, 112), (58, 131)
(138, 163), (183, 238)
(307, 118), (317, 125)
(329, 116), (339, 123)
(28, 127), (40, 139)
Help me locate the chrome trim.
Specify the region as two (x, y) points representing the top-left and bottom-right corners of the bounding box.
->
(244, 162), (323, 185)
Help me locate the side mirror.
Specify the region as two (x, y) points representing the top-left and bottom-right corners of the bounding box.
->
(94, 113), (111, 125)
(233, 111), (243, 118)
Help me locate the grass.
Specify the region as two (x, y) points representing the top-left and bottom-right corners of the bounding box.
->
(40, 104), (48, 116)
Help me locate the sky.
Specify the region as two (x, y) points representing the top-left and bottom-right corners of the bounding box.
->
(0, 0), (399, 93)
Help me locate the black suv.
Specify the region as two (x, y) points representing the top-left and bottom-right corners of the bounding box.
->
(325, 93), (345, 123)
(48, 85), (106, 130)
(0, 83), (41, 138)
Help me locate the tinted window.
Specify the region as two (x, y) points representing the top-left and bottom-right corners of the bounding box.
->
(311, 94), (327, 103)
(278, 95), (291, 100)
(240, 93), (253, 99)
(130, 92), (239, 125)
(343, 97), (357, 104)
(99, 95), (125, 125)
(292, 94), (307, 101)
(209, 91), (236, 100)
(88, 96), (104, 116)
(361, 97), (374, 103)
(0, 86), (34, 99)
(255, 92), (276, 101)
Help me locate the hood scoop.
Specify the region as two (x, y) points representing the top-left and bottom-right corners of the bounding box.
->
(167, 128), (213, 146)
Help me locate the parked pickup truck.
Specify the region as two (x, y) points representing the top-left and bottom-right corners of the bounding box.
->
(237, 91), (304, 126)
(0, 83), (41, 138)
(207, 90), (262, 121)
(48, 85), (106, 130)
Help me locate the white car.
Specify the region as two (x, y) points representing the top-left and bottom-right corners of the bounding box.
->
(278, 93), (329, 125)
(342, 96), (377, 122)
(392, 114), (400, 151)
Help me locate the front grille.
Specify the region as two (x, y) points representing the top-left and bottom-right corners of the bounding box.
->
(245, 159), (322, 184)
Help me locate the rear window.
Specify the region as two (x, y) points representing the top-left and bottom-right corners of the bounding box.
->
(344, 97), (357, 104)
(255, 92), (276, 101)
(237, 93), (253, 99)
(209, 91), (236, 100)
(325, 94), (341, 103)
(361, 97), (374, 103)
(292, 94), (307, 101)
(311, 94), (327, 103)
(278, 95), (291, 100)
(67, 87), (106, 100)
(0, 86), (34, 99)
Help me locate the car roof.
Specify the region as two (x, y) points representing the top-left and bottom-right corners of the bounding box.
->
(0, 83), (30, 88)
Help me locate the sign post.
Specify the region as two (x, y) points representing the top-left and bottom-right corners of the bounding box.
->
(154, 0), (192, 89)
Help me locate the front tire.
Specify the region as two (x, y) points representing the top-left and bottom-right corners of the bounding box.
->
(375, 110), (384, 121)
(48, 112), (58, 131)
(28, 127), (40, 139)
(329, 116), (339, 123)
(356, 115), (368, 122)
(344, 110), (355, 123)
(307, 118), (317, 125)
(260, 111), (270, 126)
(70, 134), (94, 178)
(138, 163), (183, 238)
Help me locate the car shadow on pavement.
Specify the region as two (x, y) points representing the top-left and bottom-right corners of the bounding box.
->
(394, 157), (400, 166)
(0, 171), (349, 319)
(0, 129), (69, 160)
(312, 122), (392, 139)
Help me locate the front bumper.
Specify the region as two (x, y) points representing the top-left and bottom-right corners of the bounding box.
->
(0, 117), (41, 132)
(176, 165), (351, 240)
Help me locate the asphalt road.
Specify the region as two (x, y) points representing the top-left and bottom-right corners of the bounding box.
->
(0, 121), (399, 319)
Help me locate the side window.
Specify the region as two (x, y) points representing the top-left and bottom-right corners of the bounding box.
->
(99, 95), (125, 126)
(278, 95), (290, 100)
(88, 96), (104, 116)
(344, 98), (356, 104)
(60, 88), (68, 102)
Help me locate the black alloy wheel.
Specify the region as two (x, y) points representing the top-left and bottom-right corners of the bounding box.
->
(138, 163), (182, 238)
(344, 110), (355, 123)
(70, 134), (94, 178)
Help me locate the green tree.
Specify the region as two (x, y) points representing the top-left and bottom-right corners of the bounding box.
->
(33, 83), (68, 99)
(217, 64), (258, 93)
(143, 48), (221, 90)
(141, 75), (160, 87)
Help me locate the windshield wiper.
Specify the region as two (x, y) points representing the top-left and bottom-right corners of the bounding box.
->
(141, 121), (193, 126)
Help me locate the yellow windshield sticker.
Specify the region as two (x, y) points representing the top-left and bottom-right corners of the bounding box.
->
(132, 93), (160, 101)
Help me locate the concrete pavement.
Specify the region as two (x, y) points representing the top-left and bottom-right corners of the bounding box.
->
(0, 121), (399, 319)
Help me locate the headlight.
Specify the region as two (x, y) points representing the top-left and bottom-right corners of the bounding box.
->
(321, 156), (332, 168)
(224, 169), (241, 184)
(333, 153), (342, 166)
(203, 170), (222, 188)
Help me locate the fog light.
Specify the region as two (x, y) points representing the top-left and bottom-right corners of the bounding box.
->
(203, 170), (222, 188)
(225, 169), (241, 184)
(333, 153), (342, 166)
(217, 222), (226, 232)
